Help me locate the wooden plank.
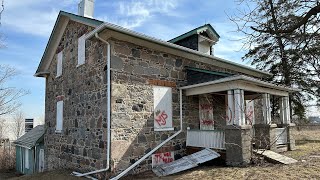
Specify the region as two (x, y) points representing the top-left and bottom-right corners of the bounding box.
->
(255, 150), (298, 165)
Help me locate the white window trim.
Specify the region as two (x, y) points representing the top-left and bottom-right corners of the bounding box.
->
(56, 51), (63, 77)
(77, 34), (86, 67)
(56, 100), (63, 133)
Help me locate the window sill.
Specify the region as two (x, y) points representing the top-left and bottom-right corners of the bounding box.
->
(76, 63), (85, 68)
(154, 127), (174, 132)
(55, 130), (62, 134)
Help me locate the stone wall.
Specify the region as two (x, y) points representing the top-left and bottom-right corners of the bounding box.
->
(45, 21), (108, 177)
(44, 19), (245, 177)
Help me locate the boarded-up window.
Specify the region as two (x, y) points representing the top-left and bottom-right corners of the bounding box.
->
(154, 86), (173, 131)
(245, 100), (255, 125)
(56, 100), (63, 133)
(199, 94), (214, 130)
(56, 51), (63, 77)
(77, 34), (86, 66)
(25, 149), (29, 169)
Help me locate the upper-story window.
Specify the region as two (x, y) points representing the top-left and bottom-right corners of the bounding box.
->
(77, 34), (86, 66)
(56, 51), (63, 77)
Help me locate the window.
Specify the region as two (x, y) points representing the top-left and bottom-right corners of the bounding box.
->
(56, 100), (63, 133)
(153, 86), (173, 131)
(77, 34), (86, 66)
(25, 149), (29, 169)
(56, 51), (63, 77)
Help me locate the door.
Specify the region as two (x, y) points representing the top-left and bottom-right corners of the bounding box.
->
(38, 149), (44, 172)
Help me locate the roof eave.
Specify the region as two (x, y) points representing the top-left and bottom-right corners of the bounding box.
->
(35, 11), (103, 77)
(179, 75), (301, 92)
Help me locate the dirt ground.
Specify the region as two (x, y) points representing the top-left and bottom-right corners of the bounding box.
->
(2, 128), (320, 180)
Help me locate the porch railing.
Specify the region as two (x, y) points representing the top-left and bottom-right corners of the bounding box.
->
(186, 129), (225, 149)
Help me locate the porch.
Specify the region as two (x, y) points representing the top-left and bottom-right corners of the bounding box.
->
(180, 74), (299, 165)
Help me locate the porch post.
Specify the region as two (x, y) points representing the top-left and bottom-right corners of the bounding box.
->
(226, 90), (234, 125)
(234, 89), (245, 126)
(262, 93), (271, 124)
(280, 96), (295, 150)
(254, 93), (277, 151)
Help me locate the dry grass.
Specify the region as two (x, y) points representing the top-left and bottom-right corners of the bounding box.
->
(8, 169), (86, 180)
(125, 128), (320, 180)
(6, 129), (320, 180)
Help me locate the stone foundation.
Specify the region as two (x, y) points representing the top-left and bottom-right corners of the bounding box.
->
(225, 125), (252, 166)
(286, 123), (296, 150)
(253, 124), (277, 151)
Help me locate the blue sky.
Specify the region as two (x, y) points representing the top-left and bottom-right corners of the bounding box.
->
(0, 0), (318, 118)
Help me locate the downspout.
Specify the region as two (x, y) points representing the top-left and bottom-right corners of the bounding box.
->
(110, 89), (184, 180)
(73, 32), (111, 178)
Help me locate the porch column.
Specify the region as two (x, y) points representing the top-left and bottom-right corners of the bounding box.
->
(262, 93), (271, 124)
(279, 96), (295, 150)
(254, 93), (277, 151)
(234, 89), (245, 126)
(279, 96), (291, 124)
(226, 90), (234, 125)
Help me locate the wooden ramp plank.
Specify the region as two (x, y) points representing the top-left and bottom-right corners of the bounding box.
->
(152, 148), (220, 176)
(255, 150), (298, 165)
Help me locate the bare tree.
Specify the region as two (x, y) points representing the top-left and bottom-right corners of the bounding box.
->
(0, 119), (6, 140)
(11, 111), (25, 139)
(0, 0), (5, 48)
(228, 0), (320, 122)
(0, 0), (4, 25)
(0, 65), (28, 116)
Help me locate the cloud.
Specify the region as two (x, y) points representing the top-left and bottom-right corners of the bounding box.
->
(97, 0), (179, 29)
(3, 0), (78, 37)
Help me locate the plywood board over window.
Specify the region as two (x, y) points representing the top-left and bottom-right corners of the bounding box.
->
(56, 100), (63, 133)
(77, 34), (86, 66)
(199, 94), (214, 130)
(153, 86), (173, 131)
(56, 51), (63, 77)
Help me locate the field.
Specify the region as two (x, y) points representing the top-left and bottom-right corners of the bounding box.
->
(2, 128), (320, 180)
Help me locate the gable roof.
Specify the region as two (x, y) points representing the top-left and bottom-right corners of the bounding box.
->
(35, 11), (103, 77)
(168, 24), (220, 44)
(14, 125), (45, 149)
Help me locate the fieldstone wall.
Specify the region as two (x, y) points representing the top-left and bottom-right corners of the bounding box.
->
(108, 38), (239, 174)
(44, 19), (248, 178)
(44, 20), (108, 178)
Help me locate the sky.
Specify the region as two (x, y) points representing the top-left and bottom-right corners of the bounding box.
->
(0, 0), (319, 118)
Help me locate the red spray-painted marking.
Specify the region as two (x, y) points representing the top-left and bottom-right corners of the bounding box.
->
(153, 152), (174, 164)
(155, 111), (168, 126)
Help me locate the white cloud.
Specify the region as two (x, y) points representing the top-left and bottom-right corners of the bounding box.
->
(3, 0), (78, 37)
(98, 0), (179, 29)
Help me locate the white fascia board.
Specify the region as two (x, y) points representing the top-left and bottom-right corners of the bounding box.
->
(180, 75), (300, 92)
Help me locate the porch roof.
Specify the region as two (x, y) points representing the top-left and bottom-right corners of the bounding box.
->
(180, 75), (301, 97)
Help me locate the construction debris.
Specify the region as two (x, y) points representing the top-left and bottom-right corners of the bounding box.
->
(255, 150), (298, 165)
(152, 148), (220, 176)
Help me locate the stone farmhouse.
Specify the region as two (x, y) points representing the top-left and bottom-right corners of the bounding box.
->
(34, 0), (299, 179)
